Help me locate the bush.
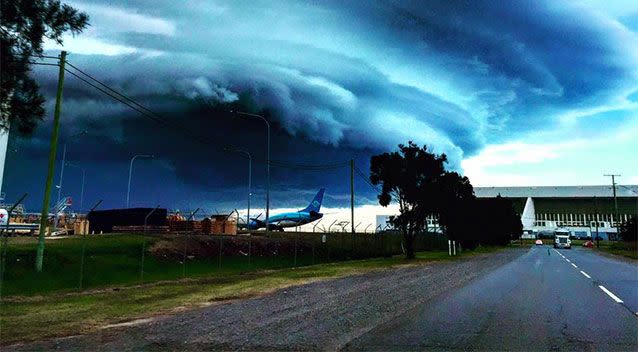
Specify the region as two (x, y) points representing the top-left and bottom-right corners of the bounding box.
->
(619, 216), (637, 242)
(445, 196), (522, 248)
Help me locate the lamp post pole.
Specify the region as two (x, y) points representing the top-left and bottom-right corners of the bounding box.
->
(225, 148), (251, 231)
(54, 130), (87, 228)
(231, 111), (270, 234)
(126, 154), (153, 208)
(65, 163), (85, 213)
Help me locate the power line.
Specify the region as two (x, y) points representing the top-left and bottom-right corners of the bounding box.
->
(63, 69), (168, 127)
(62, 60), (351, 170)
(4, 58), (59, 67)
(10, 53), (353, 170)
(27, 62), (59, 67)
(354, 165), (380, 193)
(27, 54), (61, 60)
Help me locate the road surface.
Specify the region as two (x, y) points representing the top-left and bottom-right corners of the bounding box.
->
(6, 246), (637, 351)
(346, 246), (638, 351)
(6, 249), (524, 351)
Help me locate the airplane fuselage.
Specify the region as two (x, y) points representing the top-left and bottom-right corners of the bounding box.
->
(247, 211), (322, 230)
(243, 188), (326, 231)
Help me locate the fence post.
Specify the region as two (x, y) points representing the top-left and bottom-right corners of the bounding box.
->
(182, 208), (200, 278)
(293, 232), (298, 268)
(78, 230), (87, 290)
(218, 235), (223, 270)
(313, 218), (323, 233)
(140, 205), (160, 283)
(79, 200), (101, 290)
(182, 233), (188, 278)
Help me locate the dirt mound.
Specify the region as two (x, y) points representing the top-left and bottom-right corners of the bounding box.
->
(149, 235), (312, 261)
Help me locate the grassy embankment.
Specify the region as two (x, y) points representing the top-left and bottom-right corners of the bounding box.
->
(595, 241), (638, 259)
(0, 235), (500, 345)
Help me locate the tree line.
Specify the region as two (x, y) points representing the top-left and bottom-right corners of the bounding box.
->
(369, 142), (522, 259)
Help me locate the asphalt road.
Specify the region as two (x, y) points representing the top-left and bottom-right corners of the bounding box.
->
(7, 249), (524, 351)
(346, 246), (638, 351)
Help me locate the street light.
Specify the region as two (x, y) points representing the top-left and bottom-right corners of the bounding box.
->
(65, 162), (85, 213)
(54, 129), (87, 228)
(230, 111), (270, 233)
(225, 147), (252, 231)
(126, 154), (153, 208)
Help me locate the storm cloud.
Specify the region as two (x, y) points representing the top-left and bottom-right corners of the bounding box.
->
(6, 0), (638, 210)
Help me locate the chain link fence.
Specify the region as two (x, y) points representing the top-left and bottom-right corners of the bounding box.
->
(0, 230), (448, 296)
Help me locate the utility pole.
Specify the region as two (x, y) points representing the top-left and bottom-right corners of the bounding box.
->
(604, 174), (621, 240)
(350, 159), (354, 235)
(594, 196), (600, 248)
(36, 51), (67, 272)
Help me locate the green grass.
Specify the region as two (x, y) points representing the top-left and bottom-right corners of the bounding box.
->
(0, 233), (449, 296)
(0, 235), (326, 296)
(0, 241), (500, 345)
(595, 241), (638, 260)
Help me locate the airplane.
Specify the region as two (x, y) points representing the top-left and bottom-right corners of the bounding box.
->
(244, 188), (325, 231)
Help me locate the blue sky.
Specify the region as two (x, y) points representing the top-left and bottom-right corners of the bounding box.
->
(5, 0), (638, 212)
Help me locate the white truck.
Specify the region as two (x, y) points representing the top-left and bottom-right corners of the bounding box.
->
(554, 231), (572, 249)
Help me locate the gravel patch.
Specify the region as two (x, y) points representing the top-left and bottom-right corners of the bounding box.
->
(7, 249), (525, 351)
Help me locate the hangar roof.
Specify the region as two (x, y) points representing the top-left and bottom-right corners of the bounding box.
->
(474, 185), (638, 198)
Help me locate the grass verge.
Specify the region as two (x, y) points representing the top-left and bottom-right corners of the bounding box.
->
(595, 241), (638, 260)
(0, 233), (448, 296)
(0, 246), (501, 345)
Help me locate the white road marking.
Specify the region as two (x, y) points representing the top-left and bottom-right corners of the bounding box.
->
(580, 271), (591, 279)
(565, 258), (571, 263)
(571, 263), (578, 268)
(599, 285), (624, 303)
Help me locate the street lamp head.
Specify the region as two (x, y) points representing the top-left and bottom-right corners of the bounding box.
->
(133, 154), (153, 159)
(69, 129), (88, 139)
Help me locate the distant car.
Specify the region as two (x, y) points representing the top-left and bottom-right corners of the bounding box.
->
(535, 239), (543, 245)
(583, 240), (594, 248)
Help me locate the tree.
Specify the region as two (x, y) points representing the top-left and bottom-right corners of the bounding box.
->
(1, 0), (88, 134)
(369, 142), (448, 259)
(440, 194), (522, 249)
(619, 216), (637, 242)
(435, 172), (477, 248)
(475, 196), (523, 246)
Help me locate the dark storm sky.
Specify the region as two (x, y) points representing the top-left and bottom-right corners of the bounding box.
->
(5, 0), (638, 213)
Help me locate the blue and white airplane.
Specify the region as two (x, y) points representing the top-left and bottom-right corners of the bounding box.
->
(246, 188), (325, 231)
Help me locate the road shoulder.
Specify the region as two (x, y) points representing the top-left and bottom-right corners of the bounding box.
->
(5, 249), (526, 351)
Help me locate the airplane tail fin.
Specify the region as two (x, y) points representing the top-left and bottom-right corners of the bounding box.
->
(301, 188), (325, 213)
